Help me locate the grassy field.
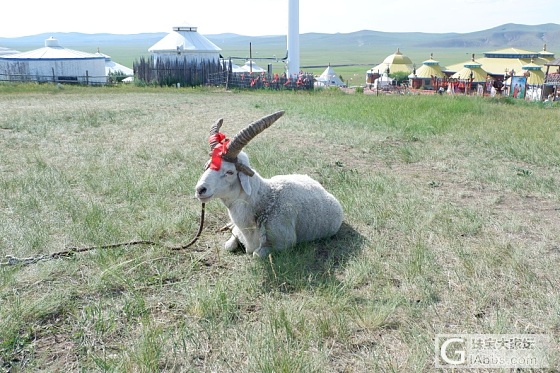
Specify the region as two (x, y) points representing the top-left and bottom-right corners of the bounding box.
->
(1, 84), (559, 372)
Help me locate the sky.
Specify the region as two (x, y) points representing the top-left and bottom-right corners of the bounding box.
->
(1, 0), (559, 38)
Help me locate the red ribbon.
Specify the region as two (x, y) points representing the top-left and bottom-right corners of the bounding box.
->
(209, 133), (229, 170)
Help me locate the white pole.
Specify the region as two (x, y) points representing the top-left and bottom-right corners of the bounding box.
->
(287, 0), (300, 77)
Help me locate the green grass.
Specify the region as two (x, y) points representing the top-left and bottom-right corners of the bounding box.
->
(0, 85), (559, 371)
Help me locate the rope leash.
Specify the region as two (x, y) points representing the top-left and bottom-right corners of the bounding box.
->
(1, 203), (206, 267)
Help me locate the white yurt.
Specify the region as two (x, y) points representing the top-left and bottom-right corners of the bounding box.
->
(240, 60), (265, 73)
(148, 25), (221, 64)
(0, 37), (106, 84)
(315, 64), (345, 87)
(95, 50), (133, 76)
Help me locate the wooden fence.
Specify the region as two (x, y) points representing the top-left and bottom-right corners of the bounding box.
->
(133, 56), (314, 90)
(133, 56), (221, 87)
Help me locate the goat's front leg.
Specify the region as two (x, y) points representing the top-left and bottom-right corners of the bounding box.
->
(224, 225), (241, 252)
(224, 235), (240, 251)
(252, 224), (273, 258)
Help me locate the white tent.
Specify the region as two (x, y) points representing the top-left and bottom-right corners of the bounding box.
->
(95, 51), (133, 76)
(221, 60), (245, 73)
(315, 64), (345, 87)
(372, 72), (394, 88)
(240, 60), (265, 73)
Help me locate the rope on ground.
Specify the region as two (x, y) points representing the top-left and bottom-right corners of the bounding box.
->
(1, 203), (206, 267)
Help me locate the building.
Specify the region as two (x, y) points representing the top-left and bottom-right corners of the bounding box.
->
(369, 48), (414, 75)
(0, 37), (106, 84)
(409, 54), (445, 89)
(366, 48), (414, 87)
(445, 46), (555, 80)
(148, 25), (221, 64)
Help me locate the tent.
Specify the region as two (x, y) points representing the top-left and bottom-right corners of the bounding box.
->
(221, 60), (245, 73)
(315, 64), (345, 87)
(240, 60), (265, 73)
(95, 50), (133, 76)
(372, 72), (394, 89)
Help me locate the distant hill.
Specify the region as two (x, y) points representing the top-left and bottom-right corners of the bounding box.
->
(210, 23), (560, 54)
(1, 23), (559, 70)
(1, 23), (559, 52)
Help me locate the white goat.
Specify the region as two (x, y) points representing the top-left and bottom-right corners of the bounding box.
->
(194, 111), (344, 258)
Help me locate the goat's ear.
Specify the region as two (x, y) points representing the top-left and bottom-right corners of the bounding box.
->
(239, 173), (252, 195)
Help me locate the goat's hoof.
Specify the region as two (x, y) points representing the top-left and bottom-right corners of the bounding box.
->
(224, 236), (239, 252)
(252, 247), (272, 258)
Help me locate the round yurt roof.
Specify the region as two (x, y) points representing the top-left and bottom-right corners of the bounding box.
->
(524, 70), (545, 85)
(370, 48), (414, 74)
(521, 61), (543, 71)
(383, 48), (412, 65)
(451, 66), (488, 82)
(148, 25), (221, 53)
(450, 56), (487, 81)
(414, 54), (444, 78)
(3, 37), (104, 60)
(517, 62), (545, 84)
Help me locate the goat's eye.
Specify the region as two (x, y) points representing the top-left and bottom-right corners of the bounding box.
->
(225, 170), (234, 176)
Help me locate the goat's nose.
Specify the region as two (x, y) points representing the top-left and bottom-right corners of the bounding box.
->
(196, 186), (207, 196)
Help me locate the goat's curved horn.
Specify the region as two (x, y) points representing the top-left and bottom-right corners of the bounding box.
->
(225, 111), (285, 160)
(209, 118), (224, 150)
